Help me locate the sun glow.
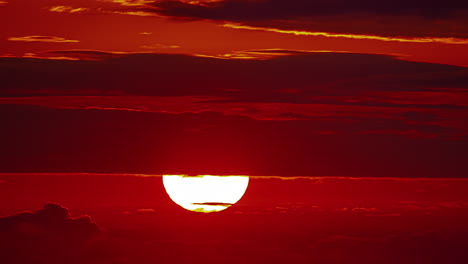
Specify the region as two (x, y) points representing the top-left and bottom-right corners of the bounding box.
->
(162, 175), (249, 213)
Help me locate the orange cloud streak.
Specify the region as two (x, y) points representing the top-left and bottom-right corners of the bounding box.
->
(101, 0), (154, 6)
(49, 6), (89, 13)
(223, 23), (468, 44)
(109, 10), (161, 17)
(7, 36), (79, 43)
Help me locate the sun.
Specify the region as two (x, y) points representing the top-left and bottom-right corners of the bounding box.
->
(162, 175), (250, 213)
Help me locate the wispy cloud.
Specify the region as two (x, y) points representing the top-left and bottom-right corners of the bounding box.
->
(223, 23), (468, 44)
(7, 35), (79, 43)
(49, 6), (89, 13)
(109, 10), (160, 16)
(140, 43), (180, 49)
(100, 0), (154, 6)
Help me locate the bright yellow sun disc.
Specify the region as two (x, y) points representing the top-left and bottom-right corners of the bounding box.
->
(162, 175), (249, 213)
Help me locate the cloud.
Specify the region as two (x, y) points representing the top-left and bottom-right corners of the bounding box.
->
(436, 201), (468, 208)
(145, 0), (468, 21)
(135, 208), (156, 212)
(0, 104), (467, 177)
(0, 51), (467, 176)
(1, 50), (466, 99)
(49, 6), (89, 13)
(223, 23), (468, 44)
(315, 232), (468, 264)
(0, 204), (102, 264)
(101, 0), (154, 6)
(37, 50), (128, 60)
(0, 203), (101, 238)
(392, 202), (439, 211)
(0, 1), (7, 5)
(110, 10), (161, 16)
(119, 0), (468, 41)
(122, 208), (157, 214)
(7, 36), (79, 43)
(0, 51), (466, 138)
(140, 43), (180, 49)
(0, 95), (464, 137)
(351, 207), (378, 213)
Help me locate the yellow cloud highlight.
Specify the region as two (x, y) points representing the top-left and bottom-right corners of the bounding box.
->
(196, 49), (375, 60)
(105, 0), (222, 7)
(101, 0), (153, 6)
(140, 43), (180, 49)
(179, 0), (224, 6)
(110, 10), (160, 17)
(49, 6), (89, 13)
(7, 36), (79, 43)
(223, 23), (468, 44)
(0, 1), (8, 5)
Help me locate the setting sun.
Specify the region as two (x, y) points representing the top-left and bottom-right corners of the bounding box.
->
(2, 0), (468, 263)
(162, 175), (249, 213)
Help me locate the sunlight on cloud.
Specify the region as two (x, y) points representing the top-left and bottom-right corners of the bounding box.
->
(110, 10), (161, 16)
(8, 36), (79, 43)
(140, 43), (180, 49)
(101, 0), (154, 6)
(49, 6), (89, 13)
(223, 23), (468, 44)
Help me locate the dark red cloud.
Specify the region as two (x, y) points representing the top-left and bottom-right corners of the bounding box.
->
(0, 203), (100, 236)
(1, 51), (467, 176)
(1, 51), (466, 137)
(0, 203), (100, 264)
(0, 104), (466, 177)
(1, 51), (466, 100)
(132, 0), (468, 39)
(149, 0), (468, 20)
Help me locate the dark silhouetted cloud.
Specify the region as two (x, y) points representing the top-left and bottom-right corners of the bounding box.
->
(0, 203), (101, 264)
(0, 104), (467, 177)
(116, 0), (468, 40)
(0, 51), (467, 176)
(0, 203), (100, 238)
(1, 51), (466, 100)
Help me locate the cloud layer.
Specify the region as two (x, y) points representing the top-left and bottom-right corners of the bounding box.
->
(0, 51), (467, 176)
(0, 203), (100, 238)
(121, 0), (468, 40)
(7, 35), (79, 43)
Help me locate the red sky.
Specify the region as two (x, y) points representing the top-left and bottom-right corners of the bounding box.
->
(1, 1), (468, 263)
(0, 1), (467, 177)
(1, 0), (468, 66)
(1, 174), (468, 264)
